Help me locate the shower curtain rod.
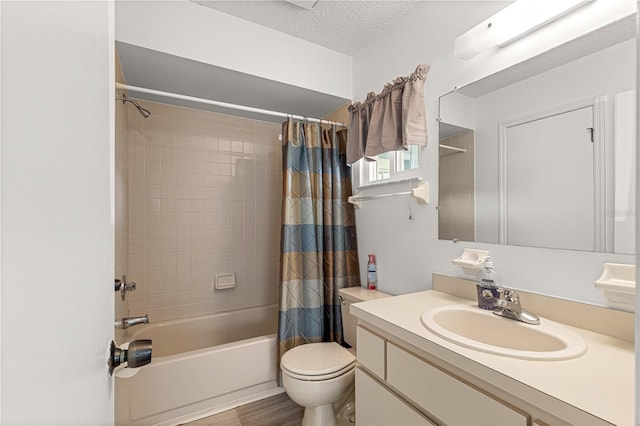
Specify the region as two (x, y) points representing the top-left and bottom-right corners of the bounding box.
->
(116, 83), (346, 127)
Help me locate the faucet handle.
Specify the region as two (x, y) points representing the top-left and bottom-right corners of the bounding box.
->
(504, 289), (520, 304)
(493, 288), (520, 305)
(115, 275), (137, 301)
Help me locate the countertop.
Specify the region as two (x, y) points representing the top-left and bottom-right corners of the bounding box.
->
(351, 290), (634, 425)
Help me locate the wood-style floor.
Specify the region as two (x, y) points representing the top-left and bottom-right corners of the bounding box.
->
(183, 393), (304, 426)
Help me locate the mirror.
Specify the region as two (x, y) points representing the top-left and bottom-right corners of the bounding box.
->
(438, 35), (636, 254)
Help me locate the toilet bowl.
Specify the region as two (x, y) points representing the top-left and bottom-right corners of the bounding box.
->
(280, 288), (390, 426)
(281, 342), (355, 426)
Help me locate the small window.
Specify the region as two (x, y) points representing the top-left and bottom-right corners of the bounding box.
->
(361, 146), (420, 186)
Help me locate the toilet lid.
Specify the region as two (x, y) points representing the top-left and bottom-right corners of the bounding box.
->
(281, 342), (355, 379)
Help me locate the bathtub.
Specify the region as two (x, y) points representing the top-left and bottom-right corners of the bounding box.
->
(115, 304), (281, 426)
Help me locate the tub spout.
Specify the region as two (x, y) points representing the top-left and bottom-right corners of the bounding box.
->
(115, 314), (149, 329)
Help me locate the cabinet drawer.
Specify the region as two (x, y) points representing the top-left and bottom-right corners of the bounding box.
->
(387, 343), (528, 426)
(356, 367), (434, 426)
(357, 326), (385, 379)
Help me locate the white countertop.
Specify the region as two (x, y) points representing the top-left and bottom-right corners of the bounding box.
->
(351, 290), (634, 425)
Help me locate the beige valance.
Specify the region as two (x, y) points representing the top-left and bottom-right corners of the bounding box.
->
(346, 64), (430, 165)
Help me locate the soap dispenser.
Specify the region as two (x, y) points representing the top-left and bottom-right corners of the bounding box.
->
(476, 257), (499, 310)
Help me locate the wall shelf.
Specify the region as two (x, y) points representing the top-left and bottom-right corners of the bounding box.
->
(348, 182), (429, 209)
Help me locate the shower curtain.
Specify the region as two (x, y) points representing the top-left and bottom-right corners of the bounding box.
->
(278, 119), (360, 360)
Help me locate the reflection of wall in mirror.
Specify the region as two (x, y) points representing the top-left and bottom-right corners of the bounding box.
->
(614, 89), (636, 254)
(439, 130), (474, 242)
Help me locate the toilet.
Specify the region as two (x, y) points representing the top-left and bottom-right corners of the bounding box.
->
(280, 287), (390, 426)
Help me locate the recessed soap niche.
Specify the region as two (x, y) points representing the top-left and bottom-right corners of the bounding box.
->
(214, 273), (237, 290)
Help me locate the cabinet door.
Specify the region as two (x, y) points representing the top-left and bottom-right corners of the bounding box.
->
(386, 343), (528, 426)
(356, 368), (433, 426)
(357, 326), (386, 379)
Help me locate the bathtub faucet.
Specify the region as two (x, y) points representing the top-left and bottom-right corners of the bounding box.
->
(115, 314), (149, 329)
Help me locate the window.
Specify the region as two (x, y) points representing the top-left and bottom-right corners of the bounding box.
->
(362, 146), (420, 186)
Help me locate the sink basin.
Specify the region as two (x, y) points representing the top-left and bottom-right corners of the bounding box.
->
(421, 305), (587, 360)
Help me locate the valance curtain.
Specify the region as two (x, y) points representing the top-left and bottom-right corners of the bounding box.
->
(278, 119), (361, 362)
(346, 64), (430, 164)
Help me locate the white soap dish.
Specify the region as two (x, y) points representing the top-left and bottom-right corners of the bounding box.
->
(452, 249), (489, 276)
(595, 263), (636, 312)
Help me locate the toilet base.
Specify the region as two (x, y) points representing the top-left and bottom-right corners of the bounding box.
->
(302, 404), (338, 426)
(299, 384), (356, 426)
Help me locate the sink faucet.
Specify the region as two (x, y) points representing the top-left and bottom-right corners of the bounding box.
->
(115, 314), (149, 329)
(493, 289), (540, 325)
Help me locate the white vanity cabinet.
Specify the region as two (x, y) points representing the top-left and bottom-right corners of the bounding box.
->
(356, 325), (530, 426)
(386, 343), (527, 425)
(351, 282), (633, 425)
(355, 368), (434, 426)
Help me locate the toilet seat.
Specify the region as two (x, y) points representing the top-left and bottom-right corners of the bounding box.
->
(281, 342), (355, 381)
(282, 361), (355, 381)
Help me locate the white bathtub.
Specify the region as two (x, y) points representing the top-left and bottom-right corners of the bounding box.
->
(115, 304), (281, 426)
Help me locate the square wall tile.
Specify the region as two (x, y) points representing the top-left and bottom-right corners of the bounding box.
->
(128, 101), (281, 321)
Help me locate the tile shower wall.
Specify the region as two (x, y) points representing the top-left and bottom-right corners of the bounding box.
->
(126, 100), (282, 321)
(438, 130), (475, 242)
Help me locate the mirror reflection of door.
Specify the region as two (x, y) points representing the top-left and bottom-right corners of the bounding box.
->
(500, 106), (595, 251)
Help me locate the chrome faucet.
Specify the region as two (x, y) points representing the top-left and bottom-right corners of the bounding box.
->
(493, 288), (540, 325)
(115, 314), (149, 329)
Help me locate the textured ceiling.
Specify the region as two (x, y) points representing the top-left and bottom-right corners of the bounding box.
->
(191, 0), (419, 55)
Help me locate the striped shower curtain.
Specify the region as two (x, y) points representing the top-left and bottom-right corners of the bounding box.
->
(278, 119), (360, 360)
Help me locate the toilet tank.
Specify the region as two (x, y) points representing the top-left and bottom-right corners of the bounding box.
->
(339, 287), (390, 349)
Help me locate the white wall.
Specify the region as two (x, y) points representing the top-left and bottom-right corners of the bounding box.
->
(1, 2), (114, 423)
(352, 1), (636, 305)
(115, 0), (352, 99)
(439, 92), (476, 130)
(614, 89), (637, 254)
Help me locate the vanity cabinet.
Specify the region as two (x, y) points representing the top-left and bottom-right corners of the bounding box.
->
(352, 282), (633, 425)
(355, 368), (434, 426)
(356, 325), (530, 426)
(356, 326), (386, 380)
(386, 343), (527, 425)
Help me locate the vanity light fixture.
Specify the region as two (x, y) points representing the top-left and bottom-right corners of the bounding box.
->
(454, 0), (592, 60)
